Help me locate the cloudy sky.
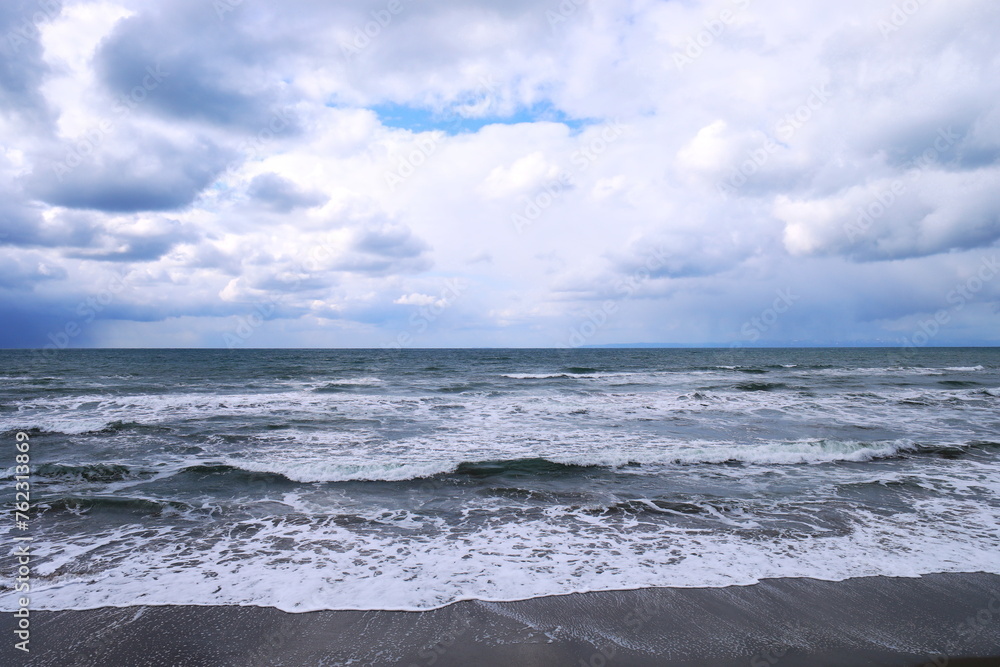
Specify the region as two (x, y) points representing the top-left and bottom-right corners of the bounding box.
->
(2, 0), (999, 349)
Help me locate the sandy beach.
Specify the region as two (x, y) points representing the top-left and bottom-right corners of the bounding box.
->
(4, 572), (999, 666)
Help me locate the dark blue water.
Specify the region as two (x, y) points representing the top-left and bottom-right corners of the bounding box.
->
(2, 348), (999, 611)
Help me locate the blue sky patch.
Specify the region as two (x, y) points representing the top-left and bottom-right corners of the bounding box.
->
(370, 101), (593, 135)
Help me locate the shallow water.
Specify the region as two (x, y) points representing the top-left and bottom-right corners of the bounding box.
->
(2, 348), (999, 612)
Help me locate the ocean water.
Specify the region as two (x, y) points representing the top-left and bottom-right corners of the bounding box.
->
(1, 348), (999, 613)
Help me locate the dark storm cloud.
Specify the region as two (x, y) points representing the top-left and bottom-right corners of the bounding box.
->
(0, 251), (66, 289)
(91, 0), (552, 128)
(0, 195), (45, 247)
(780, 167), (1000, 265)
(25, 134), (231, 213)
(0, 303), (76, 348)
(609, 235), (754, 286)
(1, 201), (196, 263)
(247, 173), (327, 212)
(0, 210), (92, 251)
(249, 271), (336, 294)
(0, 0), (58, 128)
(318, 225), (433, 275)
(352, 226), (427, 258)
(64, 235), (183, 263)
(93, 0), (298, 132)
(875, 122), (985, 173)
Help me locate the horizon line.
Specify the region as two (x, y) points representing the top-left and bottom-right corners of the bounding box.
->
(3, 345), (1000, 352)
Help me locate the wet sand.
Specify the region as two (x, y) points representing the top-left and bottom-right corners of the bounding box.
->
(3, 572), (999, 666)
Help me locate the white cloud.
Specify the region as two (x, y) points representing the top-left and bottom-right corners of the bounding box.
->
(2, 0), (999, 347)
(479, 151), (564, 199)
(394, 293), (438, 306)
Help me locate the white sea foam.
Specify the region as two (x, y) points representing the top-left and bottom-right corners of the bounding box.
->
(230, 457), (454, 483)
(184, 438), (923, 485)
(623, 438), (918, 466)
(3, 380), (995, 449)
(3, 351), (998, 615)
(313, 377), (384, 387)
(6, 486), (999, 613)
(792, 366), (986, 377)
(500, 372), (625, 380)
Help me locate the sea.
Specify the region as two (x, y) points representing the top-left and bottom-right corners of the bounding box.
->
(1, 348), (999, 613)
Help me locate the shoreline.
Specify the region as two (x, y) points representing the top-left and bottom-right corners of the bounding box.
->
(4, 572), (1000, 666)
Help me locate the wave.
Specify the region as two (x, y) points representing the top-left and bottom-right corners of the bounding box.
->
(177, 463), (302, 486)
(597, 498), (707, 516)
(313, 384), (360, 393)
(959, 440), (1000, 453)
(154, 440), (987, 486)
(311, 378), (383, 392)
(734, 382), (788, 392)
(34, 463), (144, 483)
(454, 458), (601, 477)
(41, 495), (195, 516)
(661, 440), (1000, 465)
(84, 420), (171, 435)
(435, 383), (492, 393)
(771, 366), (989, 378)
(6, 380), (997, 441)
(660, 439), (920, 465)
(185, 461), (451, 485)
(500, 371), (628, 381)
(697, 364), (825, 372)
(937, 380), (981, 388)
(501, 373), (585, 380)
(158, 457), (606, 485)
(201, 457), (611, 485)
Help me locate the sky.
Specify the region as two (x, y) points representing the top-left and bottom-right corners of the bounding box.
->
(1, 0), (999, 350)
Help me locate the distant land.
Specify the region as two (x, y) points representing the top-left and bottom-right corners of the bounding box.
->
(581, 343), (999, 349)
